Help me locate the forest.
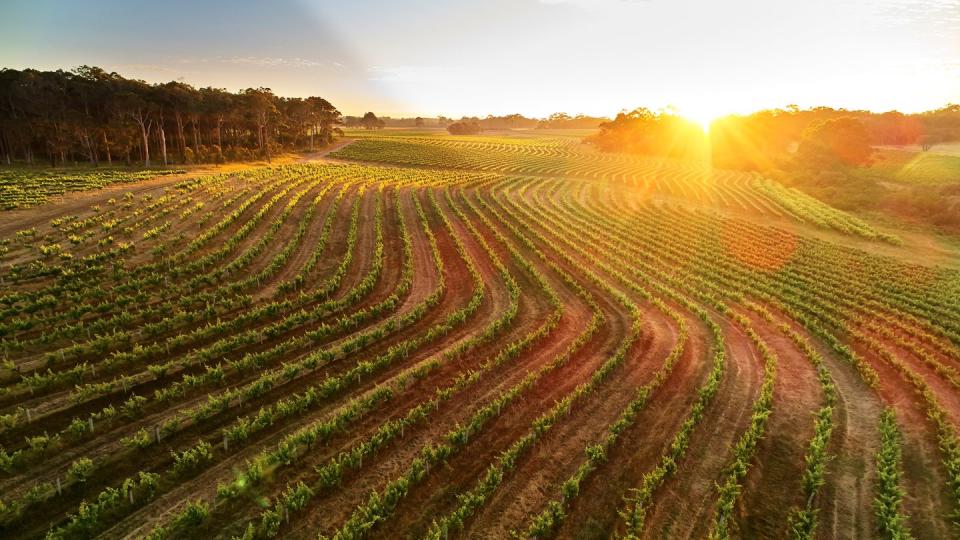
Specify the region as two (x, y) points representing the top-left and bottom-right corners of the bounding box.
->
(0, 67), (343, 167)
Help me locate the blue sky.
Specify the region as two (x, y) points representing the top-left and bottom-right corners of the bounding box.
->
(2, 0), (958, 120)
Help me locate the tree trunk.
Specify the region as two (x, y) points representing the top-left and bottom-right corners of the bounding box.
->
(103, 130), (112, 165)
(191, 119), (200, 152)
(141, 125), (150, 167)
(262, 125), (271, 163)
(0, 132), (9, 165)
(175, 113), (186, 162)
(88, 131), (99, 166)
(159, 126), (168, 166)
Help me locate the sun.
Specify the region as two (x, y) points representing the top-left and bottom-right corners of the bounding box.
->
(694, 115), (713, 133)
(676, 104), (728, 134)
(684, 110), (718, 133)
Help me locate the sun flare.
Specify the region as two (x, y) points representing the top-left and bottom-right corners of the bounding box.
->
(679, 107), (723, 134)
(695, 116), (712, 133)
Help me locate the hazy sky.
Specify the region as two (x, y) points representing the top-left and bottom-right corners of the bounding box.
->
(2, 0), (958, 120)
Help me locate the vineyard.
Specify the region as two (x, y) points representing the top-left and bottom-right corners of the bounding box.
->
(0, 132), (958, 540)
(0, 169), (186, 210)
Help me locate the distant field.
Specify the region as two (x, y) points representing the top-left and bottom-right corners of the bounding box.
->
(877, 142), (960, 157)
(527, 127), (600, 138)
(333, 132), (898, 242)
(866, 148), (960, 185)
(0, 133), (958, 539)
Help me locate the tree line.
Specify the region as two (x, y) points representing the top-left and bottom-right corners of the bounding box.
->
(587, 105), (960, 233)
(586, 108), (705, 160)
(0, 66), (343, 167)
(588, 104), (960, 170)
(709, 105), (960, 170)
(344, 112), (386, 130)
(342, 113), (609, 131)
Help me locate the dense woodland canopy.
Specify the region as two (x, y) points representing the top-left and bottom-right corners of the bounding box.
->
(0, 66), (344, 167)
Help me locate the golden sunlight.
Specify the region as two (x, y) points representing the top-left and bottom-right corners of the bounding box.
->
(677, 105), (725, 134)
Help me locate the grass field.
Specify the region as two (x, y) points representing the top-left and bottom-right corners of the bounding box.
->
(864, 148), (960, 185)
(0, 133), (958, 540)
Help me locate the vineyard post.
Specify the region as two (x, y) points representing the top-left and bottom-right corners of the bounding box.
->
(223, 434), (228, 452)
(56, 476), (61, 495)
(89, 417), (94, 432)
(25, 408), (31, 423)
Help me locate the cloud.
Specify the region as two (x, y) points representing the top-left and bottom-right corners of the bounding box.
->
(869, 0), (960, 30)
(366, 65), (451, 83)
(107, 63), (185, 76)
(222, 56), (328, 68)
(539, 0), (649, 5)
(176, 56), (343, 69)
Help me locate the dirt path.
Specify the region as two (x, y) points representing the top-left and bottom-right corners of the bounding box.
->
(555, 305), (711, 539)
(640, 319), (762, 539)
(296, 138), (356, 162)
(464, 303), (682, 538)
(764, 306), (884, 539)
(854, 340), (954, 539)
(733, 306), (822, 538)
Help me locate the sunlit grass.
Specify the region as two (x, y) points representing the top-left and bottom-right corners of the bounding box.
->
(864, 149), (960, 185)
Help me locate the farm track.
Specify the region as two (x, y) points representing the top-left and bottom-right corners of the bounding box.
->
(554, 304), (710, 539)
(0, 135), (957, 539)
(731, 306), (821, 538)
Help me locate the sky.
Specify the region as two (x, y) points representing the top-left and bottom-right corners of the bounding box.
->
(1, 0), (958, 121)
